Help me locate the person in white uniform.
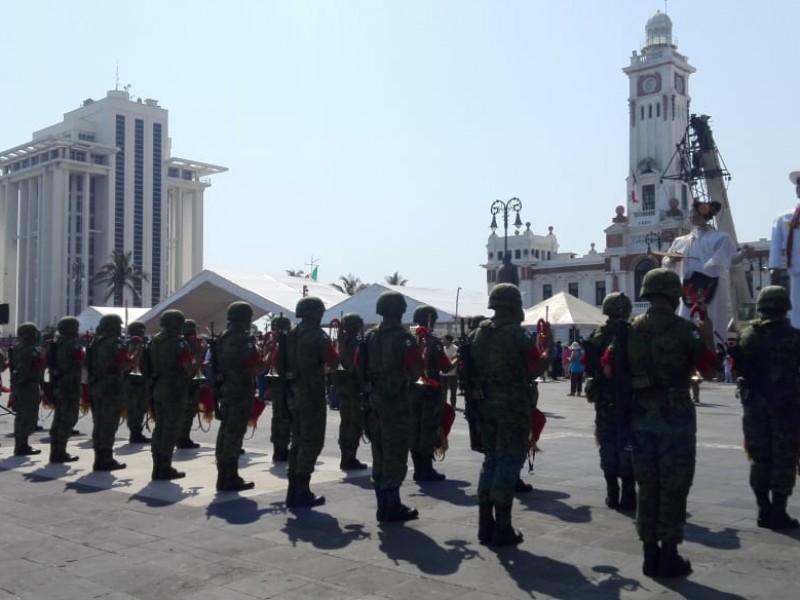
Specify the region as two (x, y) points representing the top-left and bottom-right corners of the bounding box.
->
(768, 171), (800, 327)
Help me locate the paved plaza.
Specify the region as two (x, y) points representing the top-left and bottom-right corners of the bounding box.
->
(0, 379), (798, 599)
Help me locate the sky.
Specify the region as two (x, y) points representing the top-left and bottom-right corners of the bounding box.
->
(2, 1), (799, 296)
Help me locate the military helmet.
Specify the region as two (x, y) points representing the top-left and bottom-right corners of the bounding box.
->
(375, 291), (407, 317)
(127, 321), (146, 337)
(270, 315), (291, 332)
(756, 286), (791, 313)
(488, 283), (523, 310)
(295, 296), (325, 319)
(639, 268), (682, 300)
(180, 319), (198, 335)
(412, 305), (438, 326)
(57, 316), (80, 336)
(97, 314), (123, 336)
(160, 309), (186, 331)
(227, 301), (253, 324)
(17, 322), (39, 339)
(602, 292), (632, 318)
(341, 313), (363, 331)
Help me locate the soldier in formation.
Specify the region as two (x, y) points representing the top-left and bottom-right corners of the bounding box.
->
(333, 313), (369, 471)
(731, 286), (800, 530)
(11, 322), (46, 456)
(269, 315), (292, 462)
(148, 310), (194, 481)
(48, 317), (84, 463)
(283, 297), (340, 508)
(124, 321), (151, 444)
(471, 284), (550, 546)
(582, 292), (636, 510)
(177, 319), (204, 450)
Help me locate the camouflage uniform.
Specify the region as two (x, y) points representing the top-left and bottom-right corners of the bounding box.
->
(269, 315), (292, 462)
(284, 297), (339, 508)
(626, 268), (716, 578)
(48, 317), (84, 463)
(124, 321), (150, 444)
(362, 291), (424, 522)
(177, 319), (203, 449)
(215, 301), (266, 492)
(583, 292), (635, 510)
(89, 314), (133, 471)
(472, 284), (547, 546)
(732, 286), (800, 530)
(409, 305), (452, 482)
(334, 313), (368, 471)
(11, 323), (45, 456)
(149, 310), (193, 480)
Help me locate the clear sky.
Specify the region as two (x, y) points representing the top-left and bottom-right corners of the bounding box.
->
(2, 1), (798, 296)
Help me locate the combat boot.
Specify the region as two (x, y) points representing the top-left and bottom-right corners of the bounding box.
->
(414, 455), (445, 482)
(375, 487), (386, 522)
(176, 438), (200, 449)
(604, 473), (620, 509)
(215, 461), (228, 492)
(642, 542), (659, 577)
(491, 504), (523, 546)
(129, 431), (151, 444)
(49, 442), (78, 464)
(754, 490), (772, 528)
(769, 492), (800, 530)
(287, 474), (324, 508)
(478, 503), (495, 545)
(14, 438), (41, 456)
(224, 461), (255, 492)
(94, 449), (126, 472)
(272, 446), (288, 462)
(153, 454), (185, 481)
(658, 541), (692, 578)
(380, 487), (418, 523)
(514, 477), (533, 493)
(618, 477), (637, 511)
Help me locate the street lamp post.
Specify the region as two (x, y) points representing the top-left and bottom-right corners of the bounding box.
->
(644, 231), (663, 255)
(490, 197), (523, 285)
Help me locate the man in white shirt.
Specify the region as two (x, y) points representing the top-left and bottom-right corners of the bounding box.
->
(440, 334), (459, 408)
(768, 171), (800, 327)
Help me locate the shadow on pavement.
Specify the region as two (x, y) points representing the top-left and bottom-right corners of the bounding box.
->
(684, 522), (741, 550)
(411, 478), (474, 507)
(282, 512), (370, 549)
(493, 545), (593, 598)
(518, 487), (592, 523)
(64, 473), (133, 494)
(378, 526), (478, 576)
(127, 481), (202, 507)
(205, 496), (282, 524)
(658, 577), (749, 599)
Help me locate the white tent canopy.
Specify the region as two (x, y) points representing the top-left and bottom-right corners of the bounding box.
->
(522, 292), (606, 328)
(76, 306), (151, 334)
(322, 283), (489, 327)
(137, 270), (348, 333)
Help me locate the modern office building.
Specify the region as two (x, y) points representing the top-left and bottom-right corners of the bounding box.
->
(0, 89), (226, 330)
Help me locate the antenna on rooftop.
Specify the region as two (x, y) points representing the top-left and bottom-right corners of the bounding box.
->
(115, 62), (119, 91)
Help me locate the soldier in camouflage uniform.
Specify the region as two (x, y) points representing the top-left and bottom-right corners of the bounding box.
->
(334, 313), (369, 471)
(583, 292), (636, 510)
(149, 310), (194, 481)
(269, 315), (292, 462)
(409, 305), (455, 483)
(215, 301), (268, 492)
(471, 284), (550, 546)
(360, 291), (425, 522)
(48, 317), (84, 463)
(124, 321), (150, 444)
(283, 297), (340, 508)
(622, 268), (718, 578)
(731, 286), (800, 530)
(90, 314), (141, 471)
(176, 319), (204, 449)
(11, 322), (46, 456)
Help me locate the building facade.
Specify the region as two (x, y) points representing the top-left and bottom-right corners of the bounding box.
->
(485, 11), (769, 324)
(0, 90), (226, 330)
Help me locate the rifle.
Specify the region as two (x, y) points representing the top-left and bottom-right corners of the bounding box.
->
(458, 318), (483, 453)
(612, 320), (633, 450)
(208, 322), (222, 419)
(356, 326), (372, 443)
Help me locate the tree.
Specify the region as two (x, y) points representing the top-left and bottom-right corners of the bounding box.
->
(92, 249), (150, 306)
(285, 269), (305, 277)
(385, 271), (408, 286)
(330, 273), (368, 296)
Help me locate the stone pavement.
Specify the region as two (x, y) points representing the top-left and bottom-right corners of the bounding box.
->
(0, 380), (798, 599)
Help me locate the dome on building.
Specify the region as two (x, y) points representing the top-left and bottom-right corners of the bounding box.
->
(644, 11), (674, 48)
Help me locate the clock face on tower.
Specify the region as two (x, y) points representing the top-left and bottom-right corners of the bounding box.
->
(638, 73), (661, 96)
(675, 75), (685, 94)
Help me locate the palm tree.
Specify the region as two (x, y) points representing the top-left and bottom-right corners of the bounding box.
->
(92, 249), (150, 306)
(330, 273), (368, 296)
(285, 269), (305, 277)
(385, 271), (408, 286)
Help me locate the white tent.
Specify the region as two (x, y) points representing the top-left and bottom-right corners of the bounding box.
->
(137, 270), (348, 333)
(76, 306), (151, 334)
(522, 292), (605, 327)
(322, 283), (489, 328)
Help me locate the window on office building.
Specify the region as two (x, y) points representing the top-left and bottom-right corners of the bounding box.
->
(568, 282), (579, 298)
(543, 284), (552, 300)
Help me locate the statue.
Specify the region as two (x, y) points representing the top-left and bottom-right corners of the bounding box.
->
(612, 206), (629, 224)
(665, 198), (683, 219)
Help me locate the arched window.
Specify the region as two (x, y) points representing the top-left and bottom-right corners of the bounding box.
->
(634, 258), (658, 302)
